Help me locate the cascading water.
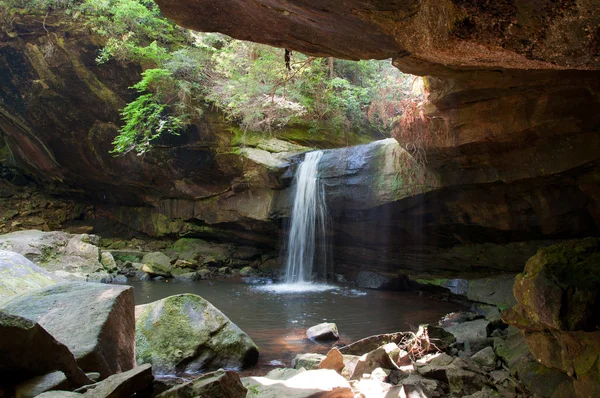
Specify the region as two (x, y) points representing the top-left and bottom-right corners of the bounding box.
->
(283, 151), (329, 284)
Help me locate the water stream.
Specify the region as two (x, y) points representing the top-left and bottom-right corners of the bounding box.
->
(283, 151), (329, 286)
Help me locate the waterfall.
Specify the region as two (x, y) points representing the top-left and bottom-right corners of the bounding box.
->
(283, 151), (329, 284)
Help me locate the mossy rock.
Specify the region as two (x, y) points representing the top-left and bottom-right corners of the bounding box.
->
(141, 252), (172, 277)
(135, 294), (259, 375)
(0, 250), (60, 302)
(508, 238), (600, 331)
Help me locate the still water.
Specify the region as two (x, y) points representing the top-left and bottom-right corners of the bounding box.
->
(128, 277), (464, 370)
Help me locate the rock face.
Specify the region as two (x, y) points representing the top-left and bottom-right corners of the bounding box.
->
(0, 312), (91, 388)
(2, 2), (600, 286)
(154, 0), (600, 72)
(135, 294), (259, 375)
(0, 282), (135, 379)
(503, 239), (600, 397)
(0, 250), (61, 301)
(144, 0), (600, 285)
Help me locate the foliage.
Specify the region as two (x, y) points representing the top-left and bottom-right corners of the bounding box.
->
(1, 0), (418, 154)
(113, 69), (185, 154)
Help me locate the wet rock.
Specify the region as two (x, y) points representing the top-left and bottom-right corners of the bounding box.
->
(76, 363), (153, 398)
(0, 312), (91, 387)
(242, 369), (352, 398)
(15, 371), (69, 398)
(197, 268), (212, 279)
(0, 250), (61, 301)
(318, 347), (344, 373)
(292, 353), (325, 370)
(306, 322), (339, 342)
(218, 266), (231, 274)
(1, 282), (135, 378)
(158, 369), (246, 398)
(141, 252), (173, 277)
(135, 294), (259, 374)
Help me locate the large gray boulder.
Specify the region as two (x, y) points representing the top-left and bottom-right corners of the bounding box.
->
(0, 312), (91, 388)
(0, 282), (135, 379)
(135, 294), (259, 375)
(0, 230), (103, 277)
(141, 252), (173, 277)
(0, 250), (61, 301)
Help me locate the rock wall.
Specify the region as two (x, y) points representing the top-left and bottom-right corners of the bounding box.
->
(2, 5), (600, 281)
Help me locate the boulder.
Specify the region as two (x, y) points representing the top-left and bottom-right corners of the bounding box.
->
(141, 252), (173, 277)
(0, 312), (91, 387)
(292, 353), (326, 370)
(504, 238), (600, 332)
(318, 348), (344, 373)
(306, 322), (339, 342)
(502, 239), (600, 397)
(0, 230), (70, 263)
(0, 282), (135, 379)
(471, 347), (497, 369)
(135, 294), (259, 375)
(77, 364), (153, 398)
(0, 250), (60, 301)
(446, 358), (489, 397)
(415, 353), (454, 382)
(443, 319), (490, 353)
(65, 235), (99, 263)
(15, 371), (69, 398)
(350, 343), (402, 380)
(100, 252), (117, 272)
(157, 369), (246, 398)
(242, 369), (353, 398)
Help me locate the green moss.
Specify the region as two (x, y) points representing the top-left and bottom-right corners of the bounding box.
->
(536, 238), (600, 291)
